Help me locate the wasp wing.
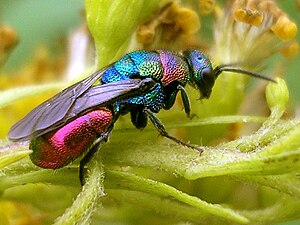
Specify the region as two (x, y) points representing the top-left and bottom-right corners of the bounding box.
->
(32, 78), (155, 138)
(71, 78), (155, 116)
(8, 74), (155, 141)
(8, 68), (108, 141)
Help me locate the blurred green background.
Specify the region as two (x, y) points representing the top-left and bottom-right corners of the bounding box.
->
(0, 0), (84, 71)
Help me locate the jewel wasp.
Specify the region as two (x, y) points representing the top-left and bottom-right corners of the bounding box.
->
(8, 50), (275, 183)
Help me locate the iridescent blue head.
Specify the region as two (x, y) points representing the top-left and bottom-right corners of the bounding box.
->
(183, 50), (215, 99)
(184, 49), (276, 99)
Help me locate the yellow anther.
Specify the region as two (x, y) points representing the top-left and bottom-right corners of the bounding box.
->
(249, 14), (263, 26)
(234, 8), (248, 22)
(198, 0), (216, 15)
(136, 2), (200, 46)
(280, 42), (299, 57)
(234, 8), (263, 26)
(245, 9), (263, 26)
(271, 16), (297, 41)
(177, 8), (200, 34)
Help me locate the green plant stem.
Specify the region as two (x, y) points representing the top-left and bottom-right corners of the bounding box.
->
(54, 158), (105, 225)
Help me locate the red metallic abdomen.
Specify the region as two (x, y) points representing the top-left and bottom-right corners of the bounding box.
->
(30, 107), (113, 169)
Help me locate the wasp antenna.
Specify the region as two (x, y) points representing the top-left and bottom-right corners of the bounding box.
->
(215, 63), (242, 70)
(214, 62), (246, 75)
(215, 67), (276, 83)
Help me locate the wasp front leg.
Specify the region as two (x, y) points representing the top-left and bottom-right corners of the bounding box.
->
(177, 85), (191, 118)
(163, 84), (191, 118)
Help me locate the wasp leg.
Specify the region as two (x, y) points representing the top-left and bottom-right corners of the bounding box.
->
(163, 84), (191, 117)
(163, 89), (178, 110)
(130, 106), (148, 129)
(178, 85), (198, 119)
(164, 84), (195, 118)
(79, 125), (113, 185)
(177, 85), (191, 118)
(144, 109), (204, 152)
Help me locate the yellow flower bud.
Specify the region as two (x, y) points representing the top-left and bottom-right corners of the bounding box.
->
(265, 78), (289, 112)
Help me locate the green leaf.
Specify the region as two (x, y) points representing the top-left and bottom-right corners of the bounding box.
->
(0, 142), (31, 169)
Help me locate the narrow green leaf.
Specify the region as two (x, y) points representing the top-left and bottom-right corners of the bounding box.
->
(0, 142), (31, 169)
(106, 170), (249, 224)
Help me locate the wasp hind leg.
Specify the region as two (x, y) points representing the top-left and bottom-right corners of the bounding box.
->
(143, 109), (204, 153)
(79, 126), (113, 185)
